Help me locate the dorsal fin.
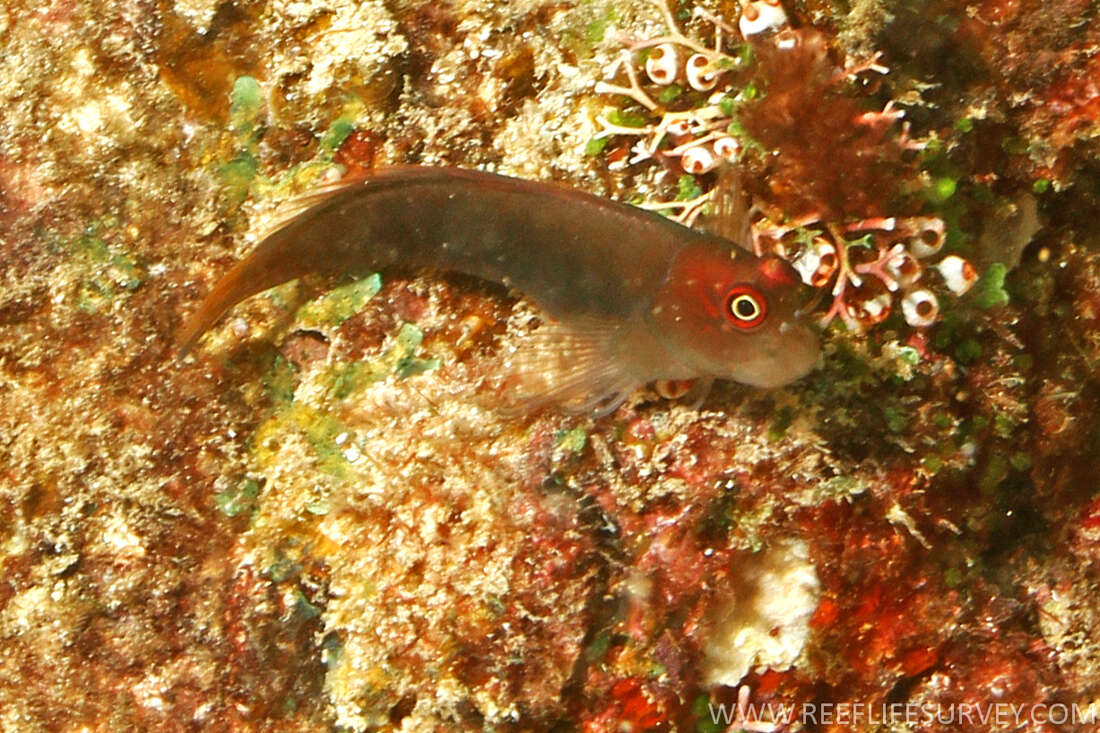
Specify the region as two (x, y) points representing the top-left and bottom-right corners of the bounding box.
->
(702, 164), (752, 249)
(253, 174), (370, 242)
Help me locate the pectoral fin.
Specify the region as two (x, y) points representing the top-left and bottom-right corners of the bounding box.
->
(487, 316), (640, 416)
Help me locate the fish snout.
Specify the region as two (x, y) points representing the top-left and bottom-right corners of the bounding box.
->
(738, 318), (820, 388)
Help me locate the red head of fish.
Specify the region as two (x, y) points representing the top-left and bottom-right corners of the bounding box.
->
(646, 239), (820, 388)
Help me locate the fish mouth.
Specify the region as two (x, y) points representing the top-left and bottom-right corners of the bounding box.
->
(785, 322), (822, 381)
(732, 319), (821, 388)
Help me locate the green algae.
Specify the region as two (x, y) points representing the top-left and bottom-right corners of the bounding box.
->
(327, 361), (386, 400)
(895, 345), (921, 366)
(693, 693), (724, 733)
(251, 402), (353, 479)
(675, 174), (703, 201)
(1001, 136), (1029, 155)
(215, 478), (262, 518)
(605, 107), (647, 128)
(323, 323), (439, 399)
(766, 404), (795, 441)
(318, 115), (356, 158)
(262, 355), (299, 405)
(954, 338), (982, 365)
(583, 5), (619, 45)
(229, 76), (262, 141)
(584, 135), (610, 157)
(881, 405), (909, 434)
(555, 427), (588, 453)
(264, 550), (303, 583)
(1009, 452), (1032, 472)
(929, 176), (958, 203)
(393, 323), (440, 379)
(220, 75), (365, 210)
(220, 76), (263, 207)
(922, 455), (943, 474)
(973, 262), (1010, 309)
(300, 410), (353, 479)
(263, 107), (365, 191)
(295, 274), (382, 327)
(293, 589), (323, 619)
(70, 229), (145, 313)
(979, 453), (1010, 496)
(656, 83), (683, 103)
(846, 232), (875, 250)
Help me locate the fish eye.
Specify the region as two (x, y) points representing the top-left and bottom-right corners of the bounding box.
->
(725, 286), (767, 329)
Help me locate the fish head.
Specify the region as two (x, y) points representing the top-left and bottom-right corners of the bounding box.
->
(648, 239), (820, 388)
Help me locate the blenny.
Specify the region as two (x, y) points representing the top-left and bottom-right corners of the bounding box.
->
(178, 166), (819, 413)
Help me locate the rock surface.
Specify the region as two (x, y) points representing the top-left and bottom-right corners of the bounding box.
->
(1, 0), (1098, 730)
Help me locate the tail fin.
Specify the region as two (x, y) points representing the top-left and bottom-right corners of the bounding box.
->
(175, 259), (257, 358)
(174, 176), (374, 358)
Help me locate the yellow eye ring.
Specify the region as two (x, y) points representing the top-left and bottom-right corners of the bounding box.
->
(730, 294), (761, 320)
(725, 287), (767, 328)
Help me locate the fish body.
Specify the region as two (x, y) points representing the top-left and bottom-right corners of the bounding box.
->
(179, 166), (819, 411)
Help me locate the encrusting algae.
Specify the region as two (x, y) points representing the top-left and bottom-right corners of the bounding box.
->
(2, 0), (1100, 730)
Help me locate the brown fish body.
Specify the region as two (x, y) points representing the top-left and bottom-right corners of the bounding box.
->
(179, 167), (819, 410)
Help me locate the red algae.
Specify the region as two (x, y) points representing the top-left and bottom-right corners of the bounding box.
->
(739, 27), (909, 222)
(588, 1), (983, 333)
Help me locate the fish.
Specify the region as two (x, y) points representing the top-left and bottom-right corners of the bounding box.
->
(177, 166), (820, 413)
